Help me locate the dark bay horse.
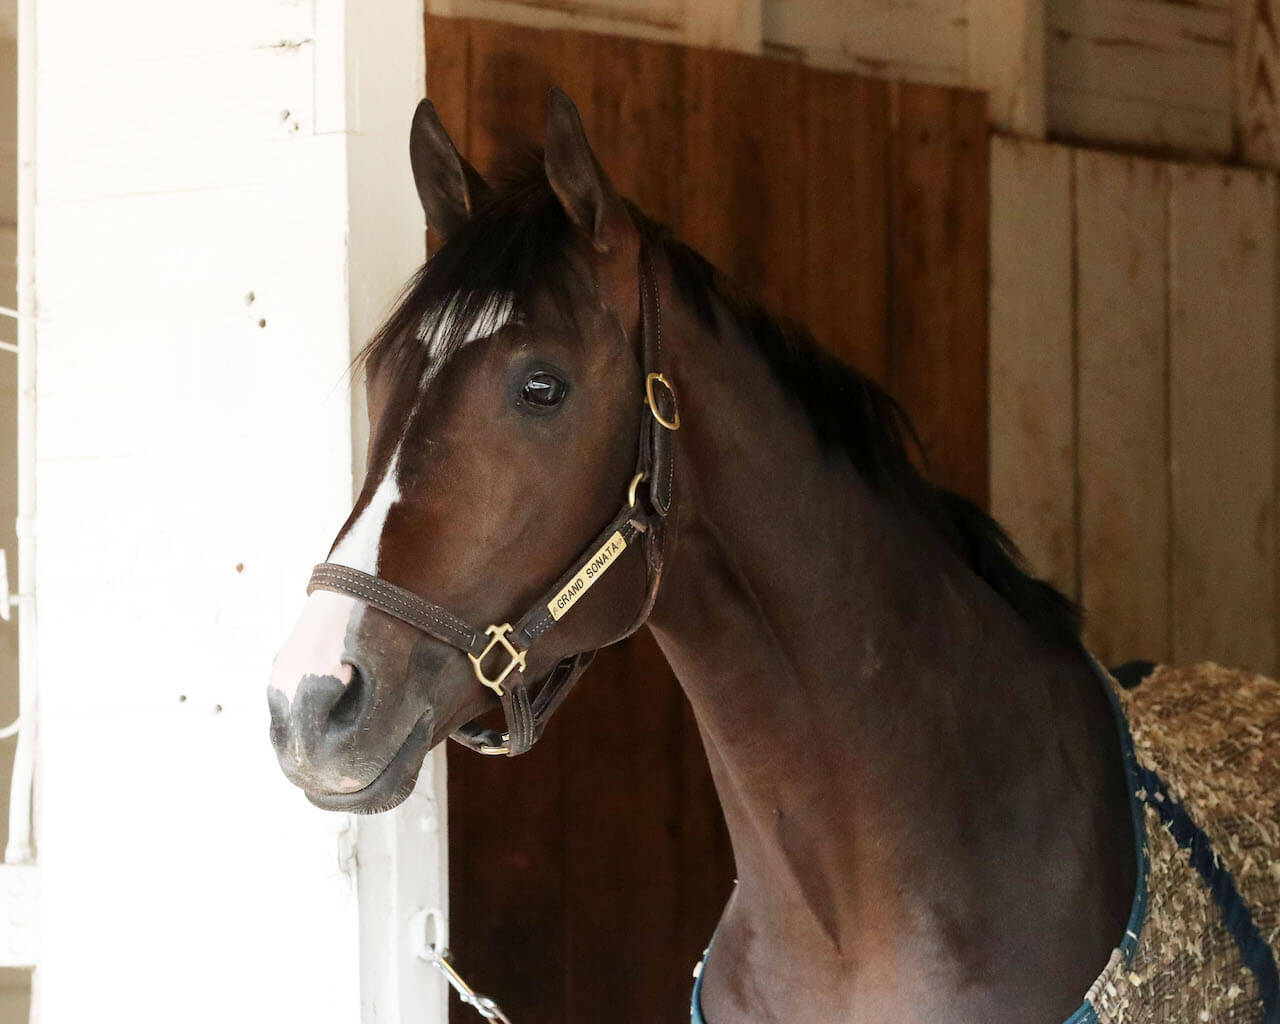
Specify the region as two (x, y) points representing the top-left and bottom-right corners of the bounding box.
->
(267, 91), (1279, 1023)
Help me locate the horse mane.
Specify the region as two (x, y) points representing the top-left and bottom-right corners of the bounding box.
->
(359, 154), (1084, 651)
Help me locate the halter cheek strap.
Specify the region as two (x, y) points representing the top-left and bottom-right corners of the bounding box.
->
(305, 245), (677, 757)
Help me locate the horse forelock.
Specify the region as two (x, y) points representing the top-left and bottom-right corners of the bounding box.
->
(414, 291), (518, 389)
(356, 155), (576, 402)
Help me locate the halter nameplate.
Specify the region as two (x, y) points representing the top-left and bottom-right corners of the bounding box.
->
(548, 530), (627, 621)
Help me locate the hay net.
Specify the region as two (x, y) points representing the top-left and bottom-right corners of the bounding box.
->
(1081, 661), (1280, 1024)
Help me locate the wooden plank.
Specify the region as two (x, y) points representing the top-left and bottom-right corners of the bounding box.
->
(679, 47), (808, 321)
(1237, 0), (1280, 168)
(561, 637), (688, 1021)
(1047, 0), (1233, 108)
(888, 82), (990, 508)
(580, 31), (686, 225)
(1168, 164), (1278, 674)
(425, 15), (472, 256)
(428, 0), (686, 46)
(967, 0), (1046, 135)
(464, 18), (568, 176)
(988, 136), (1075, 594)
(447, 735), (567, 1023)
(1045, 0), (1233, 157)
(803, 69), (890, 382)
(427, 0), (760, 53)
(762, 0), (968, 88)
(1047, 89), (1230, 158)
(1075, 150), (1171, 665)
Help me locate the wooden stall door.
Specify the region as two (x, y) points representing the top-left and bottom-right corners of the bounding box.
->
(428, 18), (988, 1022)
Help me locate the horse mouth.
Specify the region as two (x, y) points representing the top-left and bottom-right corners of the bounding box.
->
(303, 711), (436, 815)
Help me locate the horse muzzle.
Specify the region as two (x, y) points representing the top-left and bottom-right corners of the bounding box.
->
(266, 590), (450, 812)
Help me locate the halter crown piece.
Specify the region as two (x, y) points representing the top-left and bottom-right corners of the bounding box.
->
(306, 245), (678, 756)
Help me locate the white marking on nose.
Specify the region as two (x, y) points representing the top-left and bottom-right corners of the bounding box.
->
(268, 590), (358, 703)
(269, 442), (408, 704)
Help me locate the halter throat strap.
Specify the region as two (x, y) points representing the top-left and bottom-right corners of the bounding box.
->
(306, 244), (677, 757)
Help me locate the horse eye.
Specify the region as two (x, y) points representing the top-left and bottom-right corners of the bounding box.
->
(520, 371), (567, 409)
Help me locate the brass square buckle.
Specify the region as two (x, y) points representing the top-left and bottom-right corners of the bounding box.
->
(468, 623), (527, 696)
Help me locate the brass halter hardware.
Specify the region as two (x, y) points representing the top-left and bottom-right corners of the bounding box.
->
(645, 372), (680, 431)
(478, 735), (511, 757)
(627, 471), (646, 508)
(467, 623), (527, 696)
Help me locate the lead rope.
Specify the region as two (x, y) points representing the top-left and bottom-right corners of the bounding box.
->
(412, 909), (515, 1023)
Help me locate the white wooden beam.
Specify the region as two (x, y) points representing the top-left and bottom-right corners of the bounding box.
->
(1075, 150), (1171, 666)
(1046, 0), (1234, 157)
(763, 0), (965, 86)
(1168, 164), (1278, 674)
(428, 0), (761, 52)
(968, 0), (1046, 135)
(989, 137), (1075, 592)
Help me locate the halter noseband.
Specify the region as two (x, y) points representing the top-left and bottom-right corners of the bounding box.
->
(306, 245), (678, 757)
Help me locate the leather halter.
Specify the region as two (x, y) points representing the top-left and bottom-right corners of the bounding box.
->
(306, 245), (678, 757)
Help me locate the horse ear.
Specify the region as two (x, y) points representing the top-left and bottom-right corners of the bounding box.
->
(544, 88), (631, 254)
(409, 99), (490, 240)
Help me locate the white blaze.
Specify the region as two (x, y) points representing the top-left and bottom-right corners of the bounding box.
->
(269, 294), (513, 703)
(331, 450), (402, 574)
(269, 451), (402, 702)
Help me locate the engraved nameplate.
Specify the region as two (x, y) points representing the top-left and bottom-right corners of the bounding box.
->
(548, 531), (627, 621)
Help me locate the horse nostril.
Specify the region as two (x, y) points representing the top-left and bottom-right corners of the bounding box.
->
(267, 688), (291, 752)
(328, 662), (366, 729)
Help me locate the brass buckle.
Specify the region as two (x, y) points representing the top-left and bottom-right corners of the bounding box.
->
(467, 623), (526, 697)
(645, 373), (680, 431)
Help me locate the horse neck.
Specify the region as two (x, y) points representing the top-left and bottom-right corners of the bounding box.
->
(645, 292), (1134, 1021)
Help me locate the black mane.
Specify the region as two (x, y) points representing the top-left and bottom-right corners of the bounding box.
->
(361, 156), (1083, 651)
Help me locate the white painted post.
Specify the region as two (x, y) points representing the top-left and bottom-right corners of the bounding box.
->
(31, 0), (445, 1021)
(968, 0), (1046, 136)
(988, 137), (1074, 591)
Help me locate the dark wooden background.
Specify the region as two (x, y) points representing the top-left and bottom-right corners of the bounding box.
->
(427, 17), (989, 1021)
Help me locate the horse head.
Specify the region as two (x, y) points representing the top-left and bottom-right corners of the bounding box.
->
(266, 91), (665, 812)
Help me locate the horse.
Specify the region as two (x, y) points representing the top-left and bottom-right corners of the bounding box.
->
(266, 90), (1280, 1023)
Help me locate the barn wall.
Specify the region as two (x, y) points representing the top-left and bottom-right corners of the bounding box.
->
(425, 0), (1280, 166)
(425, 0), (1042, 132)
(31, 2), (447, 1022)
(990, 135), (1280, 678)
(427, 17), (989, 1023)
